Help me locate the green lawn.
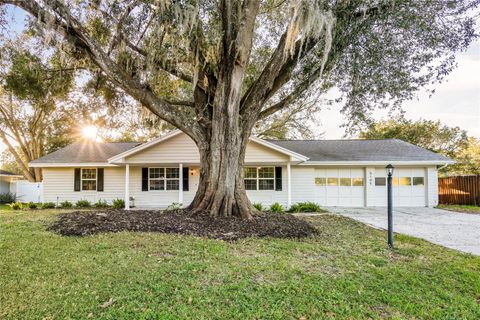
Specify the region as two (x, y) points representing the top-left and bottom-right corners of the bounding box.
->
(437, 204), (480, 214)
(1, 209), (479, 319)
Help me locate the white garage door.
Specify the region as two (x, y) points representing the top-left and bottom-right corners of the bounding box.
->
(373, 168), (426, 207)
(314, 168), (365, 206)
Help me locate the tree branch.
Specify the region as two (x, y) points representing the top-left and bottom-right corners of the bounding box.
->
(4, 0), (198, 136)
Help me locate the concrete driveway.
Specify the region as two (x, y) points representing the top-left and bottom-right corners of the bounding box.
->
(326, 207), (480, 255)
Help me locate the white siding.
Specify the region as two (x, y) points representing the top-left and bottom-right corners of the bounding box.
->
(41, 164), (439, 208)
(125, 132), (288, 164)
(43, 167), (126, 204)
(290, 166), (316, 204)
(427, 166), (439, 207)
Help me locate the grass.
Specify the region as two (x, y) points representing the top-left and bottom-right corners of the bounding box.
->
(437, 204), (480, 214)
(1, 209), (479, 319)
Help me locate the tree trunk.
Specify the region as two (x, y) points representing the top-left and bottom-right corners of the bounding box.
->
(187, 130), (254, 219)
(187, 62), (256, 219)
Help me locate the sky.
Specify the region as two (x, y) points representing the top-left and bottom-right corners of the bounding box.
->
(0, 5), (479, 153)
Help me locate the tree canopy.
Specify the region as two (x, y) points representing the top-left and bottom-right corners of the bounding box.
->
(358, 117), (479, 175)
(1, 0), (477, 217)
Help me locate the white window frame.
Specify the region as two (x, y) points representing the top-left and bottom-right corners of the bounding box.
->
(81, 168), (97, 191)
(148, 167), (180, 191)
(244, 167), (275, 191)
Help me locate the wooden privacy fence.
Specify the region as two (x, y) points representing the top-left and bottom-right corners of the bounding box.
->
(438, 175), (480, 205)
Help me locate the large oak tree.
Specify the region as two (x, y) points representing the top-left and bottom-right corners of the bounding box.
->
(0, 0), (477, 218)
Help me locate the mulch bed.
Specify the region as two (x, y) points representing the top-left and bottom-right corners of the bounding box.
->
(48, 210), (318, 241)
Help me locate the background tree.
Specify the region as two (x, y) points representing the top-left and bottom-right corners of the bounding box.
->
(0, 37), (165, 181)
(358, 117), (469, 158)
(1, 0), (477, 217)
(358, 117), (479, 175)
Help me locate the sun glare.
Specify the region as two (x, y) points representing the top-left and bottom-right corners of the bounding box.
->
(82, 126), (99, 141)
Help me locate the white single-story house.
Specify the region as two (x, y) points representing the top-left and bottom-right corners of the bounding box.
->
(29, 130), (453, 209)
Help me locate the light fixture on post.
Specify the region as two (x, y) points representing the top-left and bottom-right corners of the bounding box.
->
(386, 164), (394, 249)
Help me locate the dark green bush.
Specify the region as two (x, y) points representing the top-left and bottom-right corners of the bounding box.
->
(41, 202), (56, 209)
(112, 198), (125, 209)
(0, 192), (16, 204)
(269, 202), (284, 213)
(288, 202), (323, 213)
(94, 199), (109, 208)
(26, 202), (38, 209)
(75, 200), (91, 208)
(59, 201), (73, 208)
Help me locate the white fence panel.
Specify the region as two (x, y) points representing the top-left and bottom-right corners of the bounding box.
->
(14, 181), (44, 203)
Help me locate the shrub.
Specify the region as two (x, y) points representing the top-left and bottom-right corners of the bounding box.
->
(288, 202), (322, 213)
(112, 198), (125, 209)
(94, 199), (109, 208)
(269, 202), (284, 213)
(75, 200), (91, 208)
(59, 201), (73, 209)
(253, 202), (264, 211)
(26, 202), (38, 209)
(0, 192), (16, 204)
(41, 202), (56, 209)
(7, 202), (23, 210)
(166, 202), (183, 210)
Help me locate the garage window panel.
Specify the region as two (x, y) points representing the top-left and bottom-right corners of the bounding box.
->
(327, 178), (339, 186)
(400, 177), (412, 186)
(352, 178), (364, 186)
(315, 177), (326, 185)
(375, 177), (386, 186)
(340, 178), (351, 186)
(413, 177), (424, 186)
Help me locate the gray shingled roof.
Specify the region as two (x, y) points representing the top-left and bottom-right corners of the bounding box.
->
(30, 141), (140, 164)
(31, 137), (450, 165)
(267, 139), (451, 162)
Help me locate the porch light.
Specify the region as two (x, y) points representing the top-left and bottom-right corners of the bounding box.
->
(386, 164), (394, 176)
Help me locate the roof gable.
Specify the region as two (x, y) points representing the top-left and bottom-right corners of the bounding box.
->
(109, 130), (308, 164)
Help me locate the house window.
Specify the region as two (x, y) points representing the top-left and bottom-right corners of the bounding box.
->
(81, 168), (97, 191)
(244, 167), (275, 190)
(149, 167), (179, 190)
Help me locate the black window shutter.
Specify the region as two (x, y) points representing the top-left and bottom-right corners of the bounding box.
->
(275, 167), (282, 191)
(142, 167), (148, 191)
(183, 167), (189, 191)
(97, 168), (104, 192)
(74, 168), (81, 191)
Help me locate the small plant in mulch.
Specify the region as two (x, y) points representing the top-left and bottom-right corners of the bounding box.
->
(75, 200), (91, 208)
(26, 202), (38, 210)
(288, 202), (326, 213)
(252, 203), (264, 211)
(59, 201), (73, 209)
(269, 202), (284, 213)
(41, 202), (56, 209)
(48, 210), (318, 241)
(93, 199), (109, 208)
(112, 198), (125, 209)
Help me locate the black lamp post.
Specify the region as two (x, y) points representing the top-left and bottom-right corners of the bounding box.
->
(386, 164), (394, 249)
